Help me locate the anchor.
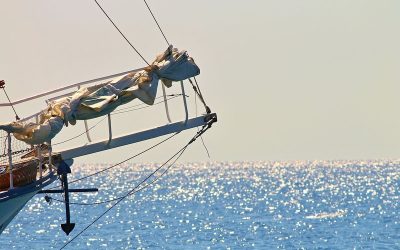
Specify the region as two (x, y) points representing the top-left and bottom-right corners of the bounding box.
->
(59, 161), (74, 235)
(39, 159), (98, 235)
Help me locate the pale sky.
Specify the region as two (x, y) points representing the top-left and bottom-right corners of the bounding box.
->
(1, 1), (400, 163)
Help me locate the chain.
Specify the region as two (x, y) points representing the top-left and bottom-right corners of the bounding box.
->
(0, 147), (32, 158)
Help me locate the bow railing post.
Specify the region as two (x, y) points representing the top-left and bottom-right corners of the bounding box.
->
(107, 114), (112, 144)
(180, 81), (188, 125)
(78, 85), (92, 143)
(161, 83), (172, 123)
(7, 133), (13, 189)
(36, 115), (43, 179)
(48, 140), (53, 172)
(37, 145), (43, 179)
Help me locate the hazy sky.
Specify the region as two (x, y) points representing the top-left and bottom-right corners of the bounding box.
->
(1, 1), (400, 163)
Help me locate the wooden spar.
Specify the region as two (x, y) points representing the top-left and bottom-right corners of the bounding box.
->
(59, 114), (215, 160)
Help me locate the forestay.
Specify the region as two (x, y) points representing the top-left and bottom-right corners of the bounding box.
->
(0, 46), (200, 145)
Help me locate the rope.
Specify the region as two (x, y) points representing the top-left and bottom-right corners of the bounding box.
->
(0, 83), (20, 120)
(52, 94), (184, 146)
(59, 124), (214, 249)
(50, 142), (187, 206)
(94, 0), (150, 66)
(143, 0), (170, 46)
(52, 117), (107, 146)
(194, 93), (210, 158)
(59, 147), (186, 249)
(114, 94), (184, 112)
(110, 95), (167, 113)
(50, 132), (180, 190)
(189, 78), (211, 114)
(111, 94), (183, 115)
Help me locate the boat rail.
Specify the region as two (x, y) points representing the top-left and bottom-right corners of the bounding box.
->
(0, 68), (193, 192)
(0, 68), (142, 108)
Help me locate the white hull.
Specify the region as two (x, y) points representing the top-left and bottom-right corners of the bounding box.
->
(0, 172), (57, 234)
(0, 190), (38, 233)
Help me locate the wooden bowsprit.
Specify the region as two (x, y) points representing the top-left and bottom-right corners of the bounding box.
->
(0, 65), (217, 236)
(58, 113), (217, 160)
(53, 113), (217, 235)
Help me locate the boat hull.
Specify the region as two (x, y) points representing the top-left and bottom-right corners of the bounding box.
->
(0, 171), (57, 234)
(0, 190), (38, 233)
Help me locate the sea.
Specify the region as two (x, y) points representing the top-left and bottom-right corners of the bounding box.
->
(2, 161), (400, 249)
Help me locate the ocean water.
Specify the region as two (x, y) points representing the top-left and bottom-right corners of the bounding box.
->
(2, 161), (400, 249)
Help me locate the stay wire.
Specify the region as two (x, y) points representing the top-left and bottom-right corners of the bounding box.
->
(52, 94), (184, 146)
(194, 77), (207, 102)
(188, 78), (211, 114)
(52, 117), (107, 146)
(190, 77), (211, 156)
(48, 99), (214, 203)
(49, 132), (180, 190)
(194, 93), (210, 158)
(112, 94), (182, 112)
(59, 124), (213, 249)
(194, 76), (210, 111)
(143, 0), (170, 46)
(50, 143), (188, 206)
(59, 126), (213, 249)
(112, 94), (184, 115)
(1, 86), (20, 120)
(59, 149), (187, 250)
(94, 0), (150, 66)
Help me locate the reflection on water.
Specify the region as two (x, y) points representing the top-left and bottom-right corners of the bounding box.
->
(2, 161), (400, 249)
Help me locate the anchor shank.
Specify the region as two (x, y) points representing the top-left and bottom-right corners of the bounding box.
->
(58, 160), (75, 235)
(63, 173), (71, 225)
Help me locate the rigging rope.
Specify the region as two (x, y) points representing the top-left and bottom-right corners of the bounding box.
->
(59, 122), (214, 249)
(59, 147), (186, 249)
(50, 139), (186, 206)
(194, 92), (210, 158)
(50, 132), (180, 190)
(52, 117), (106, 146)
(111, 94), (184, 115)
(52, 94), (184, 146)
(188, 77), (211, 114)
(111, 94), (171, 112)
(143, 0), (170, 46)
(0, 81), (20, 120)
(94, 0), (150, 66)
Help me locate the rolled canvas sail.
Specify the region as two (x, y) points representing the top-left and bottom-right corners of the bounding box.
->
(0, 46), (200, 145)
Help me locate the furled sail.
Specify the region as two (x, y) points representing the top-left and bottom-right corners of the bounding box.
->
(0, 46), (200, 145)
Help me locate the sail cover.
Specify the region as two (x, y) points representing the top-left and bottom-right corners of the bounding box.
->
(0, 46), (200, 145)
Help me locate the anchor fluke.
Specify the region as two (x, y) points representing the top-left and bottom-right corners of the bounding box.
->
(61, 223), (75, 235)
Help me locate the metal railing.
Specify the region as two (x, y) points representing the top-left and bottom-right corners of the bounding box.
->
(1, 68), (192, 191)
(0, 68), (143, 108)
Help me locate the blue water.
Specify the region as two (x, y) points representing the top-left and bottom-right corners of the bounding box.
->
(2, 161), (400, 249)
